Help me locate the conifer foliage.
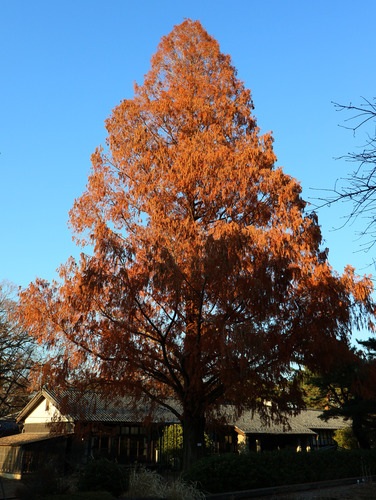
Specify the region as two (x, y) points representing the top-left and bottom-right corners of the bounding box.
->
(18, 20), (375, 469)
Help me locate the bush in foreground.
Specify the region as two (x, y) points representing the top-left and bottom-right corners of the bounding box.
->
(78, 458), (128, 497)
(184, 449), (376, 494)
(16, 463), (63, 500)
(127, 466), (205, 500)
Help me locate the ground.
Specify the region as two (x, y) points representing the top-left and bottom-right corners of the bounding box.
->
(269, 482), (376, 500)
(2, 477), (376, 499)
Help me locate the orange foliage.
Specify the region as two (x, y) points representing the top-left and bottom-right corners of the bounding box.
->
(17, 20), (375, 467)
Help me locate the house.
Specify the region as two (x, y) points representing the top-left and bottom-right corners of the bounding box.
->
(0, 388), (348, 479)
(0, 388), (178, 479)
(233, 407), (347, 452)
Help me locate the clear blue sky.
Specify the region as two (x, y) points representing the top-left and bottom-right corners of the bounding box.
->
(1, 0), (375, 304)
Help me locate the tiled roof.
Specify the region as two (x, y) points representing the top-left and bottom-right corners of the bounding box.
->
(0, 433), (64, 446)
(233, 408), (347, 435)
(293, 409), (347, 430)
(234, 412), (315, 435)
(17, 389), (347, 436)
(18, 388), (180, 425)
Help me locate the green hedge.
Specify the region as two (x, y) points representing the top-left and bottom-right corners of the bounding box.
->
(78, 458), (128, 497)
(183, 449), (376, 494)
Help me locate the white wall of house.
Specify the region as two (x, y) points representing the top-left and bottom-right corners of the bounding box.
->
(24, 398), (70, 425)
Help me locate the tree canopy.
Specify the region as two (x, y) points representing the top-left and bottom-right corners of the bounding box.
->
(303, 339), (376, 449)
(17, 20), (376, 469)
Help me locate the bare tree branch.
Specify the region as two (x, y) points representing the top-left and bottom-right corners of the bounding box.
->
(0, 282), (38, 417)
(315, 97), (376, 252)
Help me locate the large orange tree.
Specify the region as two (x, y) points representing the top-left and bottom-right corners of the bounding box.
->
(18, 20), (375, 468)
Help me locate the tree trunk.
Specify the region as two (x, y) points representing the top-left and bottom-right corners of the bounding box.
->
(352, 415), (371, 449)
(182, 412), (206, 471)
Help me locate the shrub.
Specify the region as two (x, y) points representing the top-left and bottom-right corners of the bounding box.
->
(158, 424), (212, 470)
(164, 478), (206, 500)
(127, 467), (165, 498)
(78, 458), (128, 497)
(127, 466), (205, 500)
(158, 424), (183, 468)
(183, 449), (376, 494)
(16, 463), (61, 500)
(334, 427), (359, 449)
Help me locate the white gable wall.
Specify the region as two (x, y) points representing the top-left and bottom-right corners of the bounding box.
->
(24, 398), (71, 425)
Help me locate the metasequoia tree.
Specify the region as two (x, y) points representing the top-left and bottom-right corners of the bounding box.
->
(18, 20), (375, 469)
